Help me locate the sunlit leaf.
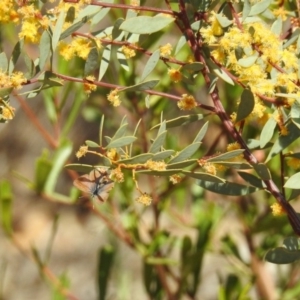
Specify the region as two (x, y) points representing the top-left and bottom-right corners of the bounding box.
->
(141, 50), (160, 81)
(284, 172), (300, 189)
(167, 159), (197, 169)
(148, 131), (167, 153)
(206, 149), (245, 162)
(236, 89), (255, 122)
(168, 143), (201, 164)
(260, 116), (277, 148)
(120, 15), (175, 34)
(198, 180), (258, 195)
(118, 153), (153, 164)
(267, 122), (300, 161)
(106, 136), (137, 149)
(182, 171), (225, 183)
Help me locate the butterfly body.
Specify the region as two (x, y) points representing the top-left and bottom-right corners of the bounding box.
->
(73, 168), (114, 202)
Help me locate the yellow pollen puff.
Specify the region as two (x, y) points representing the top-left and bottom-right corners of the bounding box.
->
(76, 145), (88, 159)
(203, 163), (217, 176)
(107, 148), (119, 161)
(107, 89), (121, 107)
(227, 142), (241, 152)
(287, 158), (300, 170)
(110, 168), (124, 183)
(169, 174), (182, 184)
(145, 160), (166, 171)
(136, 193), (152, 206)
(1, 105), (15, 120)
(159, 43), (172, 58)
(168, 69), (182, 83)
(121, 46), (136, 59)
(270, 203), (285, 216)
(177, 94), (197, 110)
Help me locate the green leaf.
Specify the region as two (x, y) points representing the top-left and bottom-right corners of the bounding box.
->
(249, 0), (272, 16)
(237, 171), (264, 188)
(181, 62), (204, 72)
(193, 121), (208, 143)
(236, 89), (255, 122)
(106, 136), (137, 149)
(141, 50), (160, 81)
(39, 30), (51, 70)
(215, 13), (232, 27)
(182, 171), (225, 183)
(206, 149), (245, 162)
(0, 87), (13, 98)
(260, 116), (277, 148)
(152, 150), (175, 161)
(175, 35), (187, 55)
(85, 140), (100, 148)
(120, 15), (175, 34)
(197, 180), (258, 195)
(242, 0), (251, 21)
(137, 169), (181, 176)
(148, 131), (167, 153)
(151, 114), (205, 130)
(52, 11), (65, 51)
(265, 237), (300, 264)
(99, 44), (111, 80)
(267, 122), (300, 161)
(168, 142), (201, 164)
(284, 172), (300, 189)
(34, 151), (53, 193)
(91, 6), (111, 26)
(60, 13), (95, 40)
(118, 153), (153, 164)
(0, 180), (13, 236)
(237, 54), (258, 67)
(121, 80), (159, 92)
(213, 161), (252, 169)
(84, 48), (99, 76)
(98, 245), (115, 300)
(44, 140), (73, 194)
(157, 120), (166, 136)
(206, 59), (234, 85)
(111, 123), (128, 141)
(65, 164), (95, 172)
(167, 159), (197, 169)
(9, 40), (23, 74)
(0, 52), (8, 72)
(117, 48), (129, 71)
(253, 163), (271, 180)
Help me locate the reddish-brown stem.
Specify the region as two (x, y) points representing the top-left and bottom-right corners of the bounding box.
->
(13, 92), (58, 149)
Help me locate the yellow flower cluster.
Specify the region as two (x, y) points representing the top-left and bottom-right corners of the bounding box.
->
(18, 5), (49, 43)
(0, 0), (18, 23)
(177, 94), (197, 110)
(0, 71), (26, 89)
(136, 193), (152, 206)
(59, 38), (92, 61)
(159, 43), (172, 58)
(0, 101), (15, 121)
(201, 14), (300, 122)
(76, 145), (88, 159)
(110, 168), (124, 183)
(145, 160), (166, 171)
(270, 203), (284, 216)
(121, 46), (136, 59)
(83, 76), (97, 94)
(287, 158), (300, 170)
(168, 69), (182, 83)
(107, 89), (121, 107)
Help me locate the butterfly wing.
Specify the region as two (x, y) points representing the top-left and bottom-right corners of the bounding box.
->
(73, 168), (114, 202)
(92, 168), (114, 202)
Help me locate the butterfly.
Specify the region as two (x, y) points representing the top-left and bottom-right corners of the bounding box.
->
(73, 168), (114, 202)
